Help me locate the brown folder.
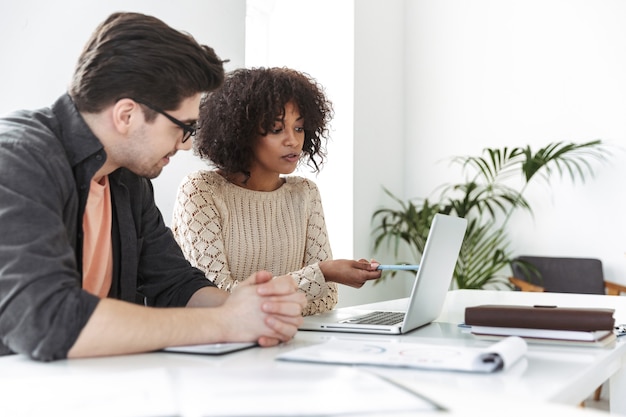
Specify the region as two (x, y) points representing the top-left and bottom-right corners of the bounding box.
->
(465, 304), (615, 331)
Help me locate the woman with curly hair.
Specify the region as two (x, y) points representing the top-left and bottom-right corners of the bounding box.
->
(171, 67), (381, 316)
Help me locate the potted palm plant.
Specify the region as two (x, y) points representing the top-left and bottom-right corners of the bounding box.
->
(371, 140), (609, 289)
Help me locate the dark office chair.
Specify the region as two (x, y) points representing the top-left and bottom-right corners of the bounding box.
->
(509, 255), (626, 295)
(508, 255), (626, 404)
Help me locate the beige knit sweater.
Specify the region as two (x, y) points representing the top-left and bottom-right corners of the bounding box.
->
(171, 170), (338, 316)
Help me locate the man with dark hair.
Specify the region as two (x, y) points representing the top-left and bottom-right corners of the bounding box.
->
(0, 12), (305, 362)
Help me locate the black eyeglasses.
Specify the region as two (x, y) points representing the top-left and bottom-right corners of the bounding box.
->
(132, 98), (198, 143)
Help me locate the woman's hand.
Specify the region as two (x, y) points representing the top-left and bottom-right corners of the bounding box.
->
(319, 259), (382, 288)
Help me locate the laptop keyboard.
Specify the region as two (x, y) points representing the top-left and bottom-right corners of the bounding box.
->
(349, 311), (405, 326)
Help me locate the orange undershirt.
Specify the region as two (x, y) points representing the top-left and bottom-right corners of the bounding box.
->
(82, 175), (113, 298)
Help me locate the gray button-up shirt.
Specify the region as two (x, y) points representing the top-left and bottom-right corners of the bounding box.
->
(0, 94), (215, 361)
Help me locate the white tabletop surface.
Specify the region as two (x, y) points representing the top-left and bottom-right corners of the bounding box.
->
(0, 289), (623, 417)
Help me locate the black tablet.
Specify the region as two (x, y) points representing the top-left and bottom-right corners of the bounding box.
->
(163, 342), (257, 355)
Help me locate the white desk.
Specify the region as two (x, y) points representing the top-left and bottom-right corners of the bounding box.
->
(0, 290), (622, 417)
(389, 289), (626, 414)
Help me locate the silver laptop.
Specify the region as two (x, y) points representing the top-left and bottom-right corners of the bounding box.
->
(300, 213), (467, 334)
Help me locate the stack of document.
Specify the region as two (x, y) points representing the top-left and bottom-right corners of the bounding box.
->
(464, 304), (616, 347)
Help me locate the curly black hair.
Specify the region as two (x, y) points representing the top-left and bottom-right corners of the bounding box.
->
(194, 67), (333, 176)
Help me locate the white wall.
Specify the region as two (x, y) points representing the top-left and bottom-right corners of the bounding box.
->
(0, 0), (246, 226)
(340, 0), (626, 303)
(6, 0), (625, 306)
(245, 0), (355, 263)
(351, 0), (415, 304)
(246, 0), (413, 306)
(401, 0), (626, 286)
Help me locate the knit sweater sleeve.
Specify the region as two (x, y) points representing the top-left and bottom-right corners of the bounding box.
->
(290, 180), (338, 315)
(171, 173), (239, 292)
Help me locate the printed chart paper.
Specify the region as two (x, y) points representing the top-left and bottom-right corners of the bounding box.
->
(277, 336), (527, 373)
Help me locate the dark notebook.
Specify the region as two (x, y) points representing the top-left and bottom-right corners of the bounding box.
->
(465, 304), (615, 331)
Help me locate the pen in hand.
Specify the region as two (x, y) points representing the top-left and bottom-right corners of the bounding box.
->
(376, 264), (420, 271)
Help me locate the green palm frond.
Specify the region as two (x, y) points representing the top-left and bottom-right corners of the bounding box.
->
(453, 147), (524, 183)
(455, 219), (511, 289)
(438, 181), (530, 219)
(371, 140), (609, 289)
(520, 140), (608, 183)
(372, 188), (440, 259)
